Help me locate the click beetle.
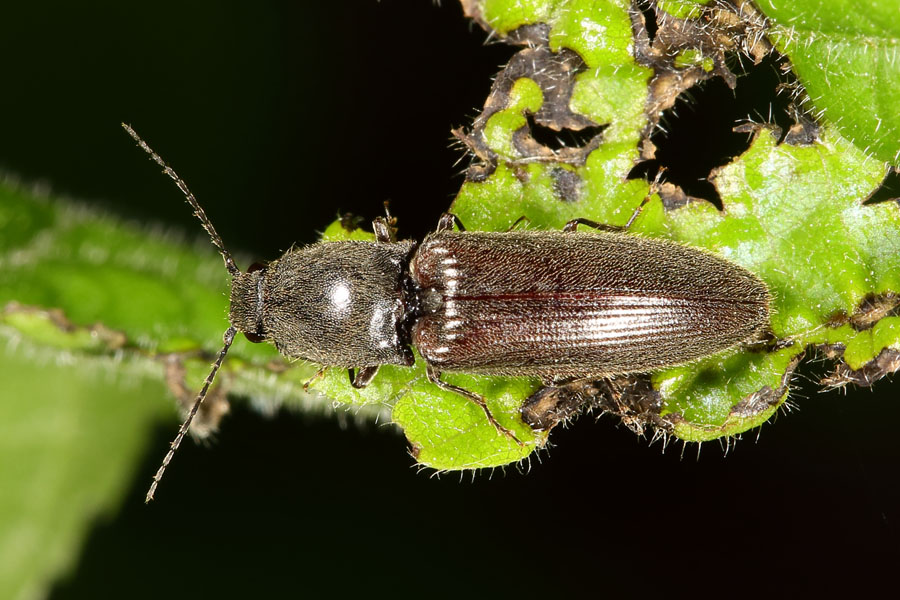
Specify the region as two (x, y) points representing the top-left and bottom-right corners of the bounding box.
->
(123, 124), (770, 501)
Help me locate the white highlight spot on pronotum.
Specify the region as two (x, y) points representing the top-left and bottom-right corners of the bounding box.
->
(330, 283), (352, 311)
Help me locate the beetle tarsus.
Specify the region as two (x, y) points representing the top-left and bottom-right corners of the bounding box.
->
(302, 366), (328, 391)
(622, 195), (651, 230)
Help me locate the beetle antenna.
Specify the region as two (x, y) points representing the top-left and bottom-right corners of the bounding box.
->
(121, 123), (240, 277)
(146, 326), (237, 503)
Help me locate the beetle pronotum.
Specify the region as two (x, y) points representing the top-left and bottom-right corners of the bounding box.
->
(123, 124), (770, 502)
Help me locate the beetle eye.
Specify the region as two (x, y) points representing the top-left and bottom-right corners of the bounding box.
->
(243, 331), (265, 343)
(247, 261), (267, 273)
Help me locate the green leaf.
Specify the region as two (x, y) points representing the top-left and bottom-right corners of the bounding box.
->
(658, 125), (898, 439)
(0, 332), (170, 599)
(756, 0), (900, 164)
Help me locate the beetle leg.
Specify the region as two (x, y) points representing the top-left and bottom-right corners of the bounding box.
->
(425, 365), (524, 446)
(563, 195), (653, 233)
(349, 365), (380, 388)
(562, 217), (624, 233)
(371, 201), (399, 243)
(436, 212), (466, 232)
(372, 217), (396, 243)
(381, 200), (395, 223)
(506, 215), (531, 231)
(622, 194), (651, 230)
(302, 365), (328, 391)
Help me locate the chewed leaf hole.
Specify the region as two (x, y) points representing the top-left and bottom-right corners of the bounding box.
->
(865, 168), (900, 205)
(630, 53), (798, 207)
(636, 0), (659, 43)
(526, 113), (606, 152)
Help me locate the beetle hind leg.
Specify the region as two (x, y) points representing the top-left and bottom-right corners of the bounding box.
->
(563, 194), (653, 233)
(425, 365), (524, 446)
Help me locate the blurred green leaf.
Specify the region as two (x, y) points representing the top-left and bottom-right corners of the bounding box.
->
(0, 337), (169, 599)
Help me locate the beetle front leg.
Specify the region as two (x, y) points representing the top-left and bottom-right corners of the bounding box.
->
(302, 365), (328, 391)
(372, 218), (395, 243)
(425, 364), (523, 446)
(372, 201), (399, 243)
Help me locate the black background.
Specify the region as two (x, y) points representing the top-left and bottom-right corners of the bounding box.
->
(2, 1), (896, 596)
